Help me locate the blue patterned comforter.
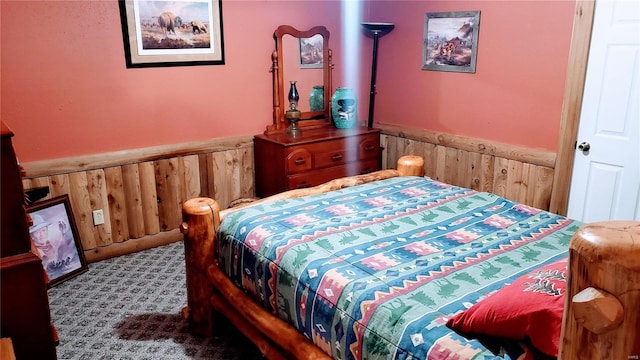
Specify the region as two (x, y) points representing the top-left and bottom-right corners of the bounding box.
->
(217, 176), (579, 359)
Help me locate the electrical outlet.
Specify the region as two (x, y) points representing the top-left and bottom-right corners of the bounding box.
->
(92, 209), (105, 226)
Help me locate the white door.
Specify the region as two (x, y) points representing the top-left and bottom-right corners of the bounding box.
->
(567, 0), (640, 222)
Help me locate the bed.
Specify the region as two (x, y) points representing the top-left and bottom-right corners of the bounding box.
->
(180, 156), (640, 360)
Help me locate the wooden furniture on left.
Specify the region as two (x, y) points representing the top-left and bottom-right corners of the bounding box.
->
(1, 121), (58, 360)
(0, 338), (16, 360)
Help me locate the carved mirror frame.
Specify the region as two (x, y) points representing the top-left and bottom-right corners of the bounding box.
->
(266, 25), (333, 134)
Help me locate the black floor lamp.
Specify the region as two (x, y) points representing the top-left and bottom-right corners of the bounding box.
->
(361, 22), (394, 129)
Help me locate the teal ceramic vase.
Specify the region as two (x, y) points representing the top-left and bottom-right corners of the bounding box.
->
(309, 85), (324, 111)
(331, 87), (357, 129)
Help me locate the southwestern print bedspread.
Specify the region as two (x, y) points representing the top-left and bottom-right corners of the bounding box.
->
(217, 176), (580, 360)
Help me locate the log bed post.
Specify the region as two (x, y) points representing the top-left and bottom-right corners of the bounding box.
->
(396, 155), (425, 177)
(559, 221), (640, 359)
(180, 197), (220, 336)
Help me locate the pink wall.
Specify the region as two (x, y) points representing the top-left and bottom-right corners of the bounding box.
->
(1, 0), (345, 162)
(365, 1), (576, 151)
(1, 0), (575, 163)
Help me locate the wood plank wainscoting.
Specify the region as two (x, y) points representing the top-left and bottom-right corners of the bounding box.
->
(21, 126), (556, 262)
(21, 136), (255, 263)
(377, 123), (556, 211)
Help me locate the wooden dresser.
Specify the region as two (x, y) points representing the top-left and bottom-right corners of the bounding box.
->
(254, 126), (382, 197)
(0, 122), (58, 359)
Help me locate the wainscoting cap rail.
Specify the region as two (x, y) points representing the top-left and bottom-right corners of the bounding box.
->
(376, 123), (556, 168)
(21, 136), (254, 178)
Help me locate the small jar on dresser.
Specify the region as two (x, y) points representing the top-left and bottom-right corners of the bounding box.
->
(254, 126), (382, 198)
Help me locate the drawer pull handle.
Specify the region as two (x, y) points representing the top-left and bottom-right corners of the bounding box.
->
(295, 158), (306, 165)
(331, 154), (343, 161)
(364, 145), (375, 152)
(295, 182), (309, 189)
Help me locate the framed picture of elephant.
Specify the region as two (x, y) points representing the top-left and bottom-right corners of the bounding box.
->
(118, 0), (225, 68)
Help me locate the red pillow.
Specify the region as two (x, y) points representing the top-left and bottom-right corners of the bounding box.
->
(446, 258), (568, 357)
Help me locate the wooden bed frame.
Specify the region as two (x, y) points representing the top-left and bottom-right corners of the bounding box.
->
(180, 155), (639, 360)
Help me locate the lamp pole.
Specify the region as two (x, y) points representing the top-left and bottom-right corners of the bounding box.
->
(361, 22), (394, 129)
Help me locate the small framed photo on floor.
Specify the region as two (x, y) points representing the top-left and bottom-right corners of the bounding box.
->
(27, 195), (88, 287)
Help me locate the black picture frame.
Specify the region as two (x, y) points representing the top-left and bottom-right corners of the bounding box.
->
(27, 195), (88, 287)
(422, 11), (480, 73)
(118, 0), (225, 68)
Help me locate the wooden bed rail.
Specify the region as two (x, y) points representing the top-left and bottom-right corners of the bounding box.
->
(559, 221), (640, 360)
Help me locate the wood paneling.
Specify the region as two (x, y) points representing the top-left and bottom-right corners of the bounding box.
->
(87, 169), (111, 247)
(378, 123), (555, 167)
(155, 158), (181, 232)
(181, 155), (201, 203)
(105, 166), (128, 243)
(22, 136), (253, 177)
(378, 124), (556, 210)
(22, 137), (255, 262)
(122, 164), (145, 239)
(139, 161), (160, 235)
(21, 128), (556, 261)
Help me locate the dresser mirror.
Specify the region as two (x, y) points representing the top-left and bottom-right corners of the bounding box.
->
(266, 25), (332, 134)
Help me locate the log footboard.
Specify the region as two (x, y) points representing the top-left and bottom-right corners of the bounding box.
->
(559, 221), (640, 360)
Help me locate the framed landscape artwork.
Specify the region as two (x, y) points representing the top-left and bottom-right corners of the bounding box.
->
(422, 11), (480, 73)
(119, 0), (225, 68)
(27, 195), (88, 287)
(299, 34), (323, 69)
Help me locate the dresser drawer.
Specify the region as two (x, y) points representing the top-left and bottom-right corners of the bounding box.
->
(287, 159), (380, 190)
(313, 147), (352, 169)
(286, 149), (313, 173)
(285, 133), (380, 173)
(359, 136), (379, 160)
